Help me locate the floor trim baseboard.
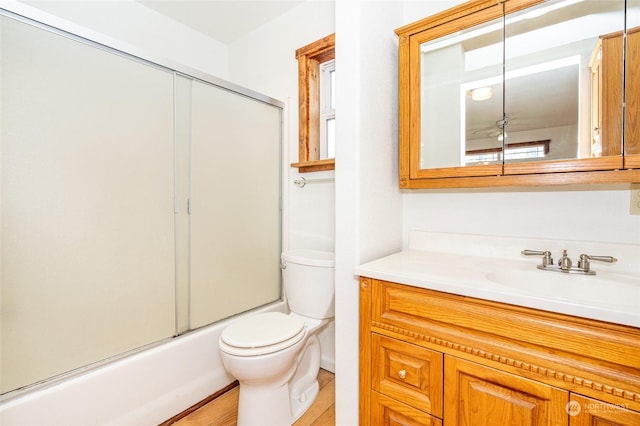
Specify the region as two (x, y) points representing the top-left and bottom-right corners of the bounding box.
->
(159, 380), (239, 426)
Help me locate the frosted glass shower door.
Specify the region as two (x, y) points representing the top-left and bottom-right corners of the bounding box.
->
(189, 81), (282, 328)
(0, 16), (176, 393)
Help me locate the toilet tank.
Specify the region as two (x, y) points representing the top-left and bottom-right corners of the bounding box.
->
(281, 250), (335, 319)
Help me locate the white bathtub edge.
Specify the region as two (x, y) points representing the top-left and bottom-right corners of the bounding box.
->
(0, 302), (286, 426)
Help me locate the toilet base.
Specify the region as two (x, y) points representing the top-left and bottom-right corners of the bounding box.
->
(233, 335), (322, 426)
(237, 382), (292, 426)
(290, 379), (319, 423)
(289, 334), (322, 422)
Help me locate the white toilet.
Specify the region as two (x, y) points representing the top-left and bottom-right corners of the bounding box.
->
(218, 249), (334, 426)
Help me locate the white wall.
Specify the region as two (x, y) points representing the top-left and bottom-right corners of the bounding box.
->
(16, 0), (229, 78)
(334, 1), (404, 424)
(228, 1), (336, 253)
(403, 185), (640, 246)
(399, 0), (640, 247)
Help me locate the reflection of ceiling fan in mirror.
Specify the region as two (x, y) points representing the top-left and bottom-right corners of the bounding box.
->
(472, 116), (516, 139)
(465, 61), (580, 143)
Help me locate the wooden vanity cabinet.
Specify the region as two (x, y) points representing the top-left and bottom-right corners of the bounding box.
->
(359, 278), (640, 426)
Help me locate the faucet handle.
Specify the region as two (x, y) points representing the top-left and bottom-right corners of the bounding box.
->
(578, 254), (618, 272)
(521, 249), (553, 266)
(558, 249), (572, 271)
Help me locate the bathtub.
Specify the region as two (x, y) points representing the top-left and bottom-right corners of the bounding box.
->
(0, 302), (286, 425)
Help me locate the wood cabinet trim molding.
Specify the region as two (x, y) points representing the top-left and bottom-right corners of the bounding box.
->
(624, 154), (640, 169)
(400, 169), (640, 189)
(359, 278), (373, 426)
(394, 0), (545, 38)
(372, 318), (640, 408)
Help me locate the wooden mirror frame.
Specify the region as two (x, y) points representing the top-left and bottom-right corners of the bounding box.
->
(396, 0), (640, 189)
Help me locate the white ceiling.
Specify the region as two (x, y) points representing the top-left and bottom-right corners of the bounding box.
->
(466, 65), (580, 141)
(137, 0), (304, 44)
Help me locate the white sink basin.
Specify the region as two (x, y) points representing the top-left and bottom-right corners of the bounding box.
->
(485, 269), (640, 309)
(356, 234), (640, 327)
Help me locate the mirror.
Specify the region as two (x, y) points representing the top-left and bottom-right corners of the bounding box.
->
(418, 0), (626, 171)
(504, 0), (624, 165)
(420, 13), (504, 169)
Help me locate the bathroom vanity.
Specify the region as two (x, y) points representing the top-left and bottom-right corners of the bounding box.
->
(356, 232), (640, 425)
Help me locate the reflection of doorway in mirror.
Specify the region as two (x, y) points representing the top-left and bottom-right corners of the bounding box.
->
(504, 0), (626, 161)
(625, 0), (640, 156)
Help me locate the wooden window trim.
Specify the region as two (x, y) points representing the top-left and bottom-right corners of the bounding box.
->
(292, 33), (335, 173)
(466, 140), (551, 156)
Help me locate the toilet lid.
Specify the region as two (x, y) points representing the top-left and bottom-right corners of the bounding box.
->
(221, 312), (305, 349)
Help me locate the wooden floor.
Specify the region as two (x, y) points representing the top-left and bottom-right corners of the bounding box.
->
(169, 369), (335, 426)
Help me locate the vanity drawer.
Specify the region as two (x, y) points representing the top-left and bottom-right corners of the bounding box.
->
(372, 333), (443, 418)
(372, 391), (442, 426)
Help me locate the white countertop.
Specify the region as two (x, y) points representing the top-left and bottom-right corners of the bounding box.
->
(355, 232), (640, 328)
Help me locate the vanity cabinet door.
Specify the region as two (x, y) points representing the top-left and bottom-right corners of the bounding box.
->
(570, 394), (640, 426)
(372, 391), (442, 426)
(444, 356), (569, 426)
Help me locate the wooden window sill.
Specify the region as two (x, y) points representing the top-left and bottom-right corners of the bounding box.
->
(290, 158), (335, 173)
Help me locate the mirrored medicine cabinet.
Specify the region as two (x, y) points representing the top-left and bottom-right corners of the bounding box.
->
(396, 0), (640, 189)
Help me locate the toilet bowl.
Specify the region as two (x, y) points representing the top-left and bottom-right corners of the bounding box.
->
(218, 250), (334, 426)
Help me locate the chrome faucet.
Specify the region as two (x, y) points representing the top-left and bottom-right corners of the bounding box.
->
(521, 249), (617, 275)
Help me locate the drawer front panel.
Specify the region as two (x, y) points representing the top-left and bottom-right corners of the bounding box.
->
(372, 333), (443, 418)
(372, 391), (442, 426)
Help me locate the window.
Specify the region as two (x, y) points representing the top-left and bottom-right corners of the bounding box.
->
(320, 59), (335, 159)
(465, 140), (551, 165)
(292, 34), (335, 173)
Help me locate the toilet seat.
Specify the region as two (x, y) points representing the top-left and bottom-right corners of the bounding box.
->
(220, 312), (306, 356)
